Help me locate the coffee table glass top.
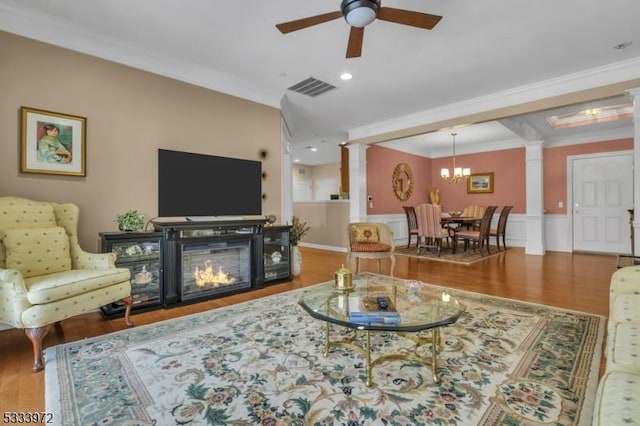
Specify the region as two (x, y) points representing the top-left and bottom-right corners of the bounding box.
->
(298, 274), (465, 332)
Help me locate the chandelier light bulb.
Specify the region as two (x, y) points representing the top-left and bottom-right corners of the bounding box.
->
(441, 132), (470, 184)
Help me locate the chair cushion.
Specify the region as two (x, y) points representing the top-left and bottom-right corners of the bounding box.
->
(610, 266), (640, 310)
(351, 242), (391, 252)
(606, 321), (640, 373)
(24, 267), (131, 304)
(351, 225), (379, 243)
(3, 226), (71, 278)
(455, 230), (480, 239)
(610, 294), (640, 325)
(0, 197), (58, 268)
(592, 370), (640, 426)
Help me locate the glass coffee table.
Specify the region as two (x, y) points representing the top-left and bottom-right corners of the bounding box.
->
(298, 274), (465, 387)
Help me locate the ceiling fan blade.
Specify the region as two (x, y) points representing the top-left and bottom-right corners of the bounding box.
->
(346, 26), (364, 58)
(377, 7), (442, 29)
(276, 11), (343, 34)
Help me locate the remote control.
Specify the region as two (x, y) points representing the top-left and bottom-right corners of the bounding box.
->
(377, 297), (388, 310)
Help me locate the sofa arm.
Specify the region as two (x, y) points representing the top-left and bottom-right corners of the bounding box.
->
(72, 248), (117, 270)
(0, 268), (32, 327)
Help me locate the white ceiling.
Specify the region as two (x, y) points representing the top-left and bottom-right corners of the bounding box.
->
(0, 0), (638, 165)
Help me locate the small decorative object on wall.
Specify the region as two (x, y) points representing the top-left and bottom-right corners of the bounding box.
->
(262, 171), (268, 180)
(258, 149), (269, 160)
(467, 172), (494, 194)
(115, 210), (146, 232)
(20, 106), (87, 176)
(392, 163), (414, 201)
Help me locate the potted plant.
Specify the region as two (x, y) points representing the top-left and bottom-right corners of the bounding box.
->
(290, 216), (310, 276)
(115, 210), (146, 232)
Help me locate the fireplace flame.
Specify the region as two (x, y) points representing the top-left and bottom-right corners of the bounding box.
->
(194, 260), (236, 287)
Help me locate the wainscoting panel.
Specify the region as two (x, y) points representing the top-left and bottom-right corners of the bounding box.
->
(301, 213), (572, 254)
(544, 214), (571, 252)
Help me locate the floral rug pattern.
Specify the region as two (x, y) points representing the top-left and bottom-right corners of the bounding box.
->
(46, 275), (604, 425)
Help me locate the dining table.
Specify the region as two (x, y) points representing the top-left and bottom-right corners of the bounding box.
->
(440, 216), (479, 229)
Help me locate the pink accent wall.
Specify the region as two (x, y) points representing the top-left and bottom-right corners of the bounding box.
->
(366, 145), (526, 214)
(367, 145), (431, 214)
(365, 139), (632, 216)
(431, 148), (526, 214)
(543, 138), (633, 214)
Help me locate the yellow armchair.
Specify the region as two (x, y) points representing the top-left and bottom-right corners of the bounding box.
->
(0, 197), (133, 371)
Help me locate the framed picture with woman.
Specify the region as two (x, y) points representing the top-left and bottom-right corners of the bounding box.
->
(20, 106), (86, 176)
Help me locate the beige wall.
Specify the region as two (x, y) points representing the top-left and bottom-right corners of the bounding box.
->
(293, 201), (349, 249)
(0, 31), (282, 251)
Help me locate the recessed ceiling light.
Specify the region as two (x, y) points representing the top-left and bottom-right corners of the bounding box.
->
(340, 72), (353, 81)
(293, 158), (300, 163)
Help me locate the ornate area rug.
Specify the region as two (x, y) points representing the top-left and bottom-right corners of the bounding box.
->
(45, 274), (603, 425)
(395, 244), (507, 264)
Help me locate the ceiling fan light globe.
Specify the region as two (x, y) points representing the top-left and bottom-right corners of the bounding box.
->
(341, 0), (379, 27)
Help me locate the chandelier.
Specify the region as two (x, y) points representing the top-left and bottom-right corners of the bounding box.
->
(440, 132), (470, 184)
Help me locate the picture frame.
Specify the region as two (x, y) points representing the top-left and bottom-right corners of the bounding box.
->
(467, 172), (494, 194)
(20, 106), (86, 176)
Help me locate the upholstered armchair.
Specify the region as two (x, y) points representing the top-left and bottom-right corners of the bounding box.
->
(346, 222), (395, 276)
(0, 196), (133, 371)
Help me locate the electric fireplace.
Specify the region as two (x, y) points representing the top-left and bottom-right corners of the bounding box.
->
(180, 240), (251, 301)
(155, 219), (265, 307)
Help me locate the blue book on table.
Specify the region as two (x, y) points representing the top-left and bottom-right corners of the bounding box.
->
(349, 313), (401, 324)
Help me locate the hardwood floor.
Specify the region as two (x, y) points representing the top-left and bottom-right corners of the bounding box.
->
(0, 246), (615, 413)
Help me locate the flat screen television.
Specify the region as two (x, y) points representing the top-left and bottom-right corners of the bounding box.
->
(158, 149), (262, 218)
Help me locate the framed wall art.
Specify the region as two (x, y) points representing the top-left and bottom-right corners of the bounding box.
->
(20, 106), (87, 176)
(467, 172), (494, 194)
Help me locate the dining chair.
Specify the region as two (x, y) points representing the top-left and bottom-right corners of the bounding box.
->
(490, 206), (513, 251)
(462, 204), (486, 229)
(402, 206), (419, 248)
(453, 205), (498, 256)
(415, 203), (451, 256)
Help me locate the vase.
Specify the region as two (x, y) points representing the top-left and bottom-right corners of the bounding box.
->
(291, 245), (302, 277)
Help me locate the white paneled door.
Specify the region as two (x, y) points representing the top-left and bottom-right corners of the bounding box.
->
(571, 152), (633, 254)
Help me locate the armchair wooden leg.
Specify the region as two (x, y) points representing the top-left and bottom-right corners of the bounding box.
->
(25, 325), (53, 372)
(122, 296), (134, 328)
(390, 255), (396, 277)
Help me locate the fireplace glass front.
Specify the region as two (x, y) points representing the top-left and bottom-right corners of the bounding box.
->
(180, 239), (252, 301)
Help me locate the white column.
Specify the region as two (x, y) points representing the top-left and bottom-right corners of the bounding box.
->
(348, 143), (369, 222)
(626, 88), (640, 255)
(280, 117), (293, 225)
(525, 141), (545, 255)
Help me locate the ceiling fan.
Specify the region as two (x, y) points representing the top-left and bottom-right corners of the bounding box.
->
(275, 0), (442, 58)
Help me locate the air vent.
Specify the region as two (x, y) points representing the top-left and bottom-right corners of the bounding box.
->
(288, 77), (336, 97)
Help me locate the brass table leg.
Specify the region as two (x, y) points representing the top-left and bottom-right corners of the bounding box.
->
(365, 331), (373, 387)
(322, 322), (444, 387)
(323, 320), (330, 357)
(431, 328), (440, 384)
